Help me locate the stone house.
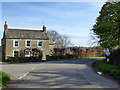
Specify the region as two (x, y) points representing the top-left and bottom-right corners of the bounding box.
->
(1, 21), (54, 60)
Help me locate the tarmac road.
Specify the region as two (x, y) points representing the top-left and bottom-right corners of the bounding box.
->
(1, 59), (119, 88)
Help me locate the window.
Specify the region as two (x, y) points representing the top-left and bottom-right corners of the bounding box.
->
(38, 40), (42, 47)
(14, 40), (19, 47)
(13, 50), (19, 57)
(26, 40), (31, 47)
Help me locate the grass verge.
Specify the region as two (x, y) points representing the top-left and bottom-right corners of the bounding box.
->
(96, 60), (120, 80)
(0, 71), (10, 87)
(46, 57), (105, 61)
(76, 57), (105, 59)
(1, 57), (105, 63)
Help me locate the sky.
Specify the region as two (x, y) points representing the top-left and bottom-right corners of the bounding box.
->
(0, 1), (106, 47)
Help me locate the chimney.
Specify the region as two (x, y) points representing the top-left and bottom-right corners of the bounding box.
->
(4, 21), (8, 31)
(43, 25), (46, 32)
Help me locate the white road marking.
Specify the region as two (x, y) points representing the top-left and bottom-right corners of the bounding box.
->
(18, 66), (38, 79)
(18, 76), (22, 79)
(18, 72), (29, 79)
(32, 67), (35, 70)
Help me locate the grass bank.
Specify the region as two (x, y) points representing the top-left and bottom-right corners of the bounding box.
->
(96, 60), (120, 80)
(43, 57), (105, 61)
(0, 71), (11, 87)
(76, 57), (105, 59)
(1, 57), (105, 63)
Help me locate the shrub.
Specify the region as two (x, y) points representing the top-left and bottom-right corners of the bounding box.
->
(7, 57), (42, 62)
(96, 60), (120, 80)
(0, 71), (10, 87)
(109, 48), (120, 66)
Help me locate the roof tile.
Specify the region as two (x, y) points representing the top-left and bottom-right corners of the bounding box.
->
(5, 29), (49, 40)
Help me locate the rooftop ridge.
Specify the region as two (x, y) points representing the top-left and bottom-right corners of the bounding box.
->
(8, 28), (43, 31)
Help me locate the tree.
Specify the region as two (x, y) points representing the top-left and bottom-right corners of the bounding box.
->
(47, 30), (72, 48)
(92, 1), (120, 48)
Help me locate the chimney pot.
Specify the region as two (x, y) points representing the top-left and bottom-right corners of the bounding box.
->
(43, 25), (46, 32)
(4, 21), (8, 31)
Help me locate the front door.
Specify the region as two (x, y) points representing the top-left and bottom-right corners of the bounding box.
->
(25, 49), (31, 57)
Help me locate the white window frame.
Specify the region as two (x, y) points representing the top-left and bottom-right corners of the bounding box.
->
(13, 40), (19, 48)
(37, 40), (42, 47)
(26, 40), (31, 47)
(13, 50), (19, 57)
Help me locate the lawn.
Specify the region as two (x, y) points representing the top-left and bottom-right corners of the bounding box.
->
(96, 60), (120, 80)
(0, 71), (11, 87)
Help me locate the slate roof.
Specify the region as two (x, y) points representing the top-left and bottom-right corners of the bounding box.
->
(5, 29), (49, 40)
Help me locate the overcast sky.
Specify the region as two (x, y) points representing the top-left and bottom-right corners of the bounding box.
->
(0, 1), (106, 47)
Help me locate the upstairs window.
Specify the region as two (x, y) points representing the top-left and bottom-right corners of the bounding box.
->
(38, 40), (42, 47)
(26, 40), (31, 47)
(14, 40), (19, 47)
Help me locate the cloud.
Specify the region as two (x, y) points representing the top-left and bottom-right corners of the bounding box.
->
(13, 2), (102, 19)
(2, 0), (107, 2)
(47, 25), (90, 33)
(47, 25), (91, 47)
(71, 38), (91, 47)
(2, 2), (103, 47)
(63, 32), (90, 37)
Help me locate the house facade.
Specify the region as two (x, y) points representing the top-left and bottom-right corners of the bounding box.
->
(1, 21), (54, 60)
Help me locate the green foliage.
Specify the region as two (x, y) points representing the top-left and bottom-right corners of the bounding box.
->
(92, 1), (120, 48)
(96, 60), (120, 79)
(0, 71), (10, 87)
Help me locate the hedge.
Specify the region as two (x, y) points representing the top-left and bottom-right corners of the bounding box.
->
(0, 71), (10, 87)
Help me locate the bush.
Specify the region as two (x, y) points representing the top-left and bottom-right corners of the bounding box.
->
(0, 71), (10, 87)
(48, 54), (74, 60)
(96, 60), (120, 79)
(6, 57), (42, 62)
(109, 48), (120, 66)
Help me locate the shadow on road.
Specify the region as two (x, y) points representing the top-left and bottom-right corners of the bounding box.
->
(3, 58), (115, 89)
(3, 67), (93, 88)
(3, 58), (104, 66)
(44, 59), (103, 65)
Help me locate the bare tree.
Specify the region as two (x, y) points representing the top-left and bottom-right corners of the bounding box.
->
(88, 31), (99, 47)
(47, 30), (72, 48)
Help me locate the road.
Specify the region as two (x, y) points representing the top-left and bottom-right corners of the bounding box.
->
(1, 59), (119, 88)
